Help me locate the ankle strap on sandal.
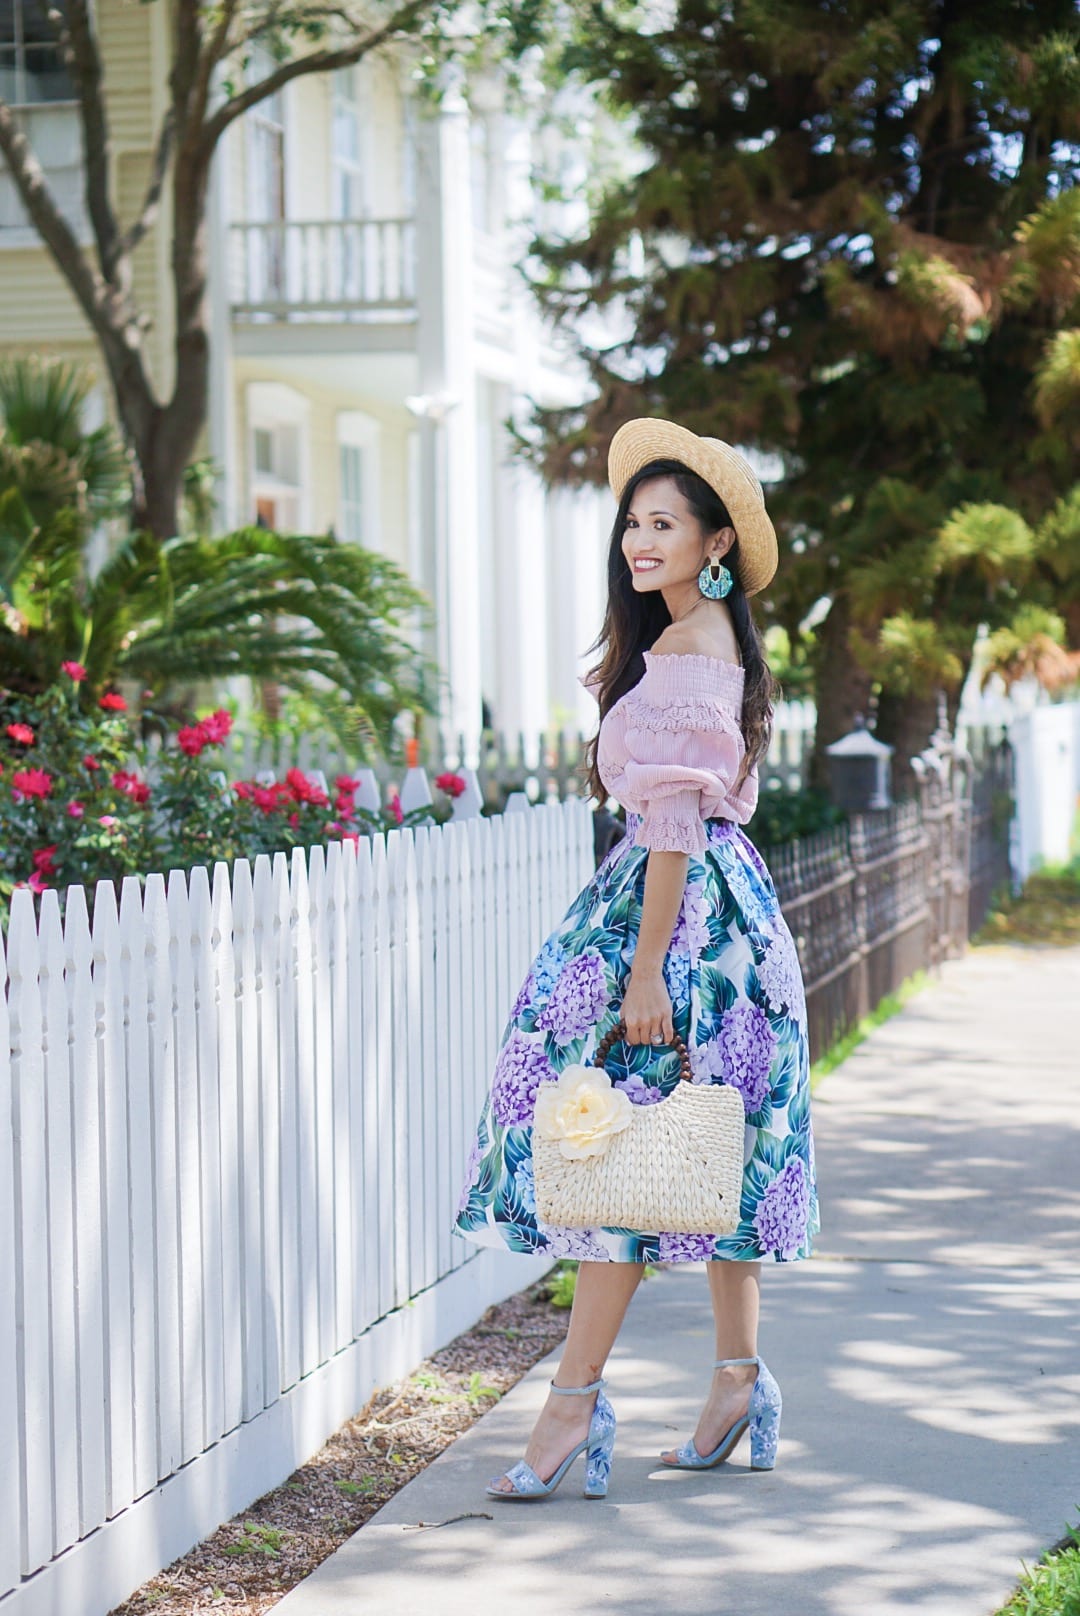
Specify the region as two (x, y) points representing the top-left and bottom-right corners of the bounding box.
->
(549, 1376), (605, 1394)
(714, 1356), (759, 1368)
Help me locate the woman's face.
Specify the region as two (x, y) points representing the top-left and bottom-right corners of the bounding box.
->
(620, 475), (730, 594)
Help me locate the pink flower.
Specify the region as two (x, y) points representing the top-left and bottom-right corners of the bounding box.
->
(177, 725), (206, 757)
(12, 768), (52, 799)
(61, 660), (87, 682)
(388, 791), (404, 826)
(98, 814), (118, 829)
(66, 800), (85, 818)
(32, 845), (58, 874)
(6, 722), (34, 745)
(99, 692), (127, 712)
(83, 754), (101, 772)
(434, 771), (467, 799)
(28, 870), (49, 894)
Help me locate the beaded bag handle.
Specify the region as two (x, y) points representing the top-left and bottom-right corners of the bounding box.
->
(592, 1020), (694, 1083)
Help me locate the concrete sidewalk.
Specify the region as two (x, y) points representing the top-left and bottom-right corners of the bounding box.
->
(276, 944), (1080, 1616)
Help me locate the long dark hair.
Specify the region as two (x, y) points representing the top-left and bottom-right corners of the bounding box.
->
(582, 458), (777, 806)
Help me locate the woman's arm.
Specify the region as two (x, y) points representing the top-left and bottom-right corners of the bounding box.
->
(619, 849), (689, 1046)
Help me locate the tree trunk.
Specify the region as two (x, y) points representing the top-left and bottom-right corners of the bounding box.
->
(807, 593), (874, 793)
(874, 688), (941, 800)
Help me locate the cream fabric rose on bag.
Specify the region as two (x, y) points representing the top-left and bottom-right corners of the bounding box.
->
(533, 1065), (634, 1159)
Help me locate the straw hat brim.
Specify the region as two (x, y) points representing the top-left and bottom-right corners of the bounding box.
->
(607, 418), (778, 596)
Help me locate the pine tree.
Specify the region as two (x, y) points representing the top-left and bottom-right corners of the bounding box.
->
(530, 1), (1080, 777)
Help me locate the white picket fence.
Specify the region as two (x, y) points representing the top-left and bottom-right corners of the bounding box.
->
(0, 800), (593, 1616)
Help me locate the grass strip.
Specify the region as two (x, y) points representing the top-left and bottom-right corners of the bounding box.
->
(995, 1524), (1080, 1616)
(810, 971), (929, 1089)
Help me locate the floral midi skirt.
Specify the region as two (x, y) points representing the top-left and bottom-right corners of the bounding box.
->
(453, 812), (819, 1264)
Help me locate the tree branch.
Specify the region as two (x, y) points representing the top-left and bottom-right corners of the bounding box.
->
(0, 97), (103, 327)
(118, 109), (176, 258)
(200, 0), (436, 153)
(53, 0), (122, 281)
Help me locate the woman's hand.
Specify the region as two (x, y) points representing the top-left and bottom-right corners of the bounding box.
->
(619, 965), (674, 1047)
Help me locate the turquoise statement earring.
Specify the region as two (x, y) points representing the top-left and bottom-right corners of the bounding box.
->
(698, 556), (733, 600)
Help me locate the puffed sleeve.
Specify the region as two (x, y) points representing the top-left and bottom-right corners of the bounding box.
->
(622, 655), (753, 855)
(578, 671), (603, 703)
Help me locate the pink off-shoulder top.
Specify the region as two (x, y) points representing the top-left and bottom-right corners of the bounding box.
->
(579, 650), (758, 855)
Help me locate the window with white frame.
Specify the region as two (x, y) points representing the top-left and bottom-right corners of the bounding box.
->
(336, 411), (380, 550)
(0, 0), (81, 235)
(331, 66), (367, 220)
(248, 383), (309, 534)
(244, 50), (286, 300)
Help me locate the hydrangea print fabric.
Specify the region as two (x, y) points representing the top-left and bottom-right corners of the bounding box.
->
(454, 811), (819, 1263)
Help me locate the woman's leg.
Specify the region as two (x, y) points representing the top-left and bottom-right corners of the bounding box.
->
(660, 1259), (761, 1463)
(488, 1260), (645, 1491)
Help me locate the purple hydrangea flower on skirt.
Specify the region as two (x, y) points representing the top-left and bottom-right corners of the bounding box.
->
(757, 926), (807, 1026)
(717, 1000), (777, 1114)
(658, 1231), (717, 1262)
(753, 1158), (810, 1259)
(536, 949), (608, 1045)
(613, 1070), (664, 1106)
(490, 1028), (554, 1125)
(663, 948), (691, 1010)
(541, 1227), (612, 1260)
(670, 876), (711, 956)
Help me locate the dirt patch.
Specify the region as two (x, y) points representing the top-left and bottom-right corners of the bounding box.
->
(109, 1272), (569, 1615)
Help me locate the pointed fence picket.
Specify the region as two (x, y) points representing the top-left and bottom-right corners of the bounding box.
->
(0, 798), (590, 1616)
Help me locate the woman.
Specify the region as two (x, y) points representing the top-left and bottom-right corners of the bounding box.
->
(454, 418), (819, 1500)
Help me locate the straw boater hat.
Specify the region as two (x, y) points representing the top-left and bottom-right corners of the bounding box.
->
(607, 418), (778, 596)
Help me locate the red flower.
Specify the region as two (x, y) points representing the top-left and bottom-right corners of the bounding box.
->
(287, 810), (300, 828)
(253, 786), (281, 814)
(112, 769), (150, 805)
(61, 660), (87, 682)
(99, 692), (127, 712)
(32, 845), (58, 875)
(388, 791), (404, 826)
(6, 722), (34, 745)
(83, 754), (101, 772)
(198, 709), (232, 745)
(334, 774), (357, 793)
(28, 870), (49, 894)
(284, 767), (329, 808)
(434, 771), (467, 799)
(67, 800), (85, 819)
(12, 768), (52, 799)
(177, 725), (206, 757)
(333, 790), (356, 816)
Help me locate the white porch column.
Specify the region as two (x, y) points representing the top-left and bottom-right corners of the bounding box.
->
(206, 123), (238, 531)
(413, 78), (483, 760)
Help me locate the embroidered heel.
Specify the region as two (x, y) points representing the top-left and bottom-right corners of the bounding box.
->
(486, 1377), (616, 1502)
(661, 1356), (781, 1471)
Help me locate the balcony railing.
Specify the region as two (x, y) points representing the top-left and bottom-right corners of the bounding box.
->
(229, 218), (416, 319)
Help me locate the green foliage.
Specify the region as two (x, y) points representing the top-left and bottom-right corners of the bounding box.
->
(747, 787), (847, 854)
(0, 675), (442, 917)
(528, 3), (1080, 754)
(0, 358), (438, 751)
(224, 1522), (286, 1559)
(542, 1259), (578, 1309)
(995, 1523), (1080, 1616)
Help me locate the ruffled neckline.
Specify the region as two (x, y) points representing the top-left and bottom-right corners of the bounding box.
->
(643, 649), (744, 679)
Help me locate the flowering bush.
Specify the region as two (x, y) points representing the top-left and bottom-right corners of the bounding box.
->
(0, 671), (443, 914)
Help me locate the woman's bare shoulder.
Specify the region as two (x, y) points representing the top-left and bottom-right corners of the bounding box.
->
(648, 615), (741, 666)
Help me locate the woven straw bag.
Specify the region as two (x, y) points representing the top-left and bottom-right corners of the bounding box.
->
(532, 1024), (745, 1235)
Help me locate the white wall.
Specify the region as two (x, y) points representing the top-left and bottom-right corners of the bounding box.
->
(1009, 701), (1080, 880)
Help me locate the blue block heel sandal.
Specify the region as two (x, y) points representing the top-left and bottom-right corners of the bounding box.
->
(485, 1376), (616, 1501)
(661, 1355), (782, 1472)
